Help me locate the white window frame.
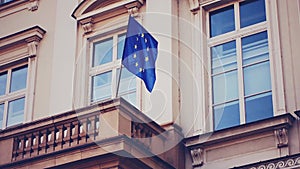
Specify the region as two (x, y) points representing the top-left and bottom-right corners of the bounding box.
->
(86, 29), (141, 107)
(200, 0), (285, 131)
(0, 62), (28, 128)
(0, 26), (45, 129)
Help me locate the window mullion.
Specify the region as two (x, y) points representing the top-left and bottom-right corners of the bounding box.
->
(2, 101), (8, 128)
(236, 37), (245, 124)
(6, 69), (11, 95)
(234, 2), (240, 31)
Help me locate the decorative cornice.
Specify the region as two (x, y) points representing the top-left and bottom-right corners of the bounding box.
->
(27, 0), (39, 11)
(80, 17), (93, 34)
(275, 127), (288, 148)
(0, 26), (46, 51)
(189, 0), (200, 13)
(190, 147), (204, 167)
(72, 0), (144, 21)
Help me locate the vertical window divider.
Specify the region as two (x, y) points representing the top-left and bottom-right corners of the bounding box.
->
(3, 100), (8, 128)
(236, 37), (245, 124)
(6, 69), (11, 95)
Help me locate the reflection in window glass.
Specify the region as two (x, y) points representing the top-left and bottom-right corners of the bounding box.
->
(10, 66), (28, 92)
(93, 38), (113, 66)
(211, 41), (237, 74)
(242, 31), (269, 65)
(244, 62), (271, 96)
(0, 72), (7, 96)
(214, 100), (240, 130)
(212, 71), (238, 104)
(117, 68), (136, 94)
(117, 34), (126, 59)
(7, 97), (25, 127)
(117, 68), (136, 106)
(210, 5), (235, 37)
(0, 104), (3, 129)
(92, 71), (112, 102)
(240, 0), (266, 28)
(245, 92), (273, 123)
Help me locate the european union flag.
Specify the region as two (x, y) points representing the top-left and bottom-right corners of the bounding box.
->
(122, 16), (158, 92)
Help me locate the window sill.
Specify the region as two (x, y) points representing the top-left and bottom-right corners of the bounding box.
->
(185, 113), (295, 148)
(0, 0), (39, 18)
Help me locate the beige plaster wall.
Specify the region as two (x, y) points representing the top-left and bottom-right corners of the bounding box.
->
(0, 0), (78, 120)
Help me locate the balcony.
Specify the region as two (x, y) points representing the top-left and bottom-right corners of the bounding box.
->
(0, 98), (181, 169)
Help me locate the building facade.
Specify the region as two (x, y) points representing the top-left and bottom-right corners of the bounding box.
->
(0, 0), (300, 168)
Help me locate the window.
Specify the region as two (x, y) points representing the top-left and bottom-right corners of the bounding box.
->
(208, 0), (273, 130)
(90, 32), (137, 106)
(0, 64), (28, 128)
(0, 0), (14, 5)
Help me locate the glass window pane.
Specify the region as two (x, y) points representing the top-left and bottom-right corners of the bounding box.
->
(242, 31), (269, 65)
(212, 41), (237, 74)
(210, 5), (235, 37)
(244, 61), (271, 96)
(0, 72), (7, 96)
(117, 34), (126, 59)
(93, 38), (113, 66)
(0, 104), (3, 129)
(117, 68), (136, 94)
(91, 71), (112, 102)
(240, 0), (266, 28)
(7, 97), (25, 127)
(214, 100), (240, 130)
(120, 92), (136, 107)
(212, 71), (238, 104)
(10, 65), (28, 92)
(245, 92), (273, 123)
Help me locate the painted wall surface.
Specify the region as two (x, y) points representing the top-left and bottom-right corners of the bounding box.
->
(0, 0), (78, 120)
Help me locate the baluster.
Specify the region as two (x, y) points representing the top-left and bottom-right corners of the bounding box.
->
(12, 137), (20, 161)
(79, 118), (88, 144)
(38, 130), (47, 155)
(55, 125), (63, 150)
(46, 127), (55, 153)
(63, 123), (71, 149)
(23, 134), (32, 159)
(16, 135), (25, 160)
(71, 121), (80, 146)
(95, 115), (100, 140)
(31, 132), (39, 157)
(87, 116), (95, 142)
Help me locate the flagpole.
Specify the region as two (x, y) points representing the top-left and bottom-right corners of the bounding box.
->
(115, 64), (123, 98)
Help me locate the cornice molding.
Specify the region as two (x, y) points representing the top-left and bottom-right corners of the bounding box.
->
(72, 0), (144, 22)
(0, 0), (39, 18)
(0, 26), (46, 63)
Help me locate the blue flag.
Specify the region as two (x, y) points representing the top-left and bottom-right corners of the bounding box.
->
(122, 16), (158, 92)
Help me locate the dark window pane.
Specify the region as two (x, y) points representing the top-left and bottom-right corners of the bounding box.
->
(7, 97), (25, 127)
(214, 100), (240, 130)
(117, 34), (126, 59)
(212, 71), (238, 104)
(245, 92), (273, 123)
(240, 0), (266, 28)
(211, 41), (237, 74)
(242, 31), (269, 65)
(93, 38), (113, 66)
(0, 72), (7, 96)
(244, 61), (271, 96)
(10, 65), (28, 92)
(91, 71), (112, 102)
(0, 104), (3, 129)
(210, 5), (235, 37)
